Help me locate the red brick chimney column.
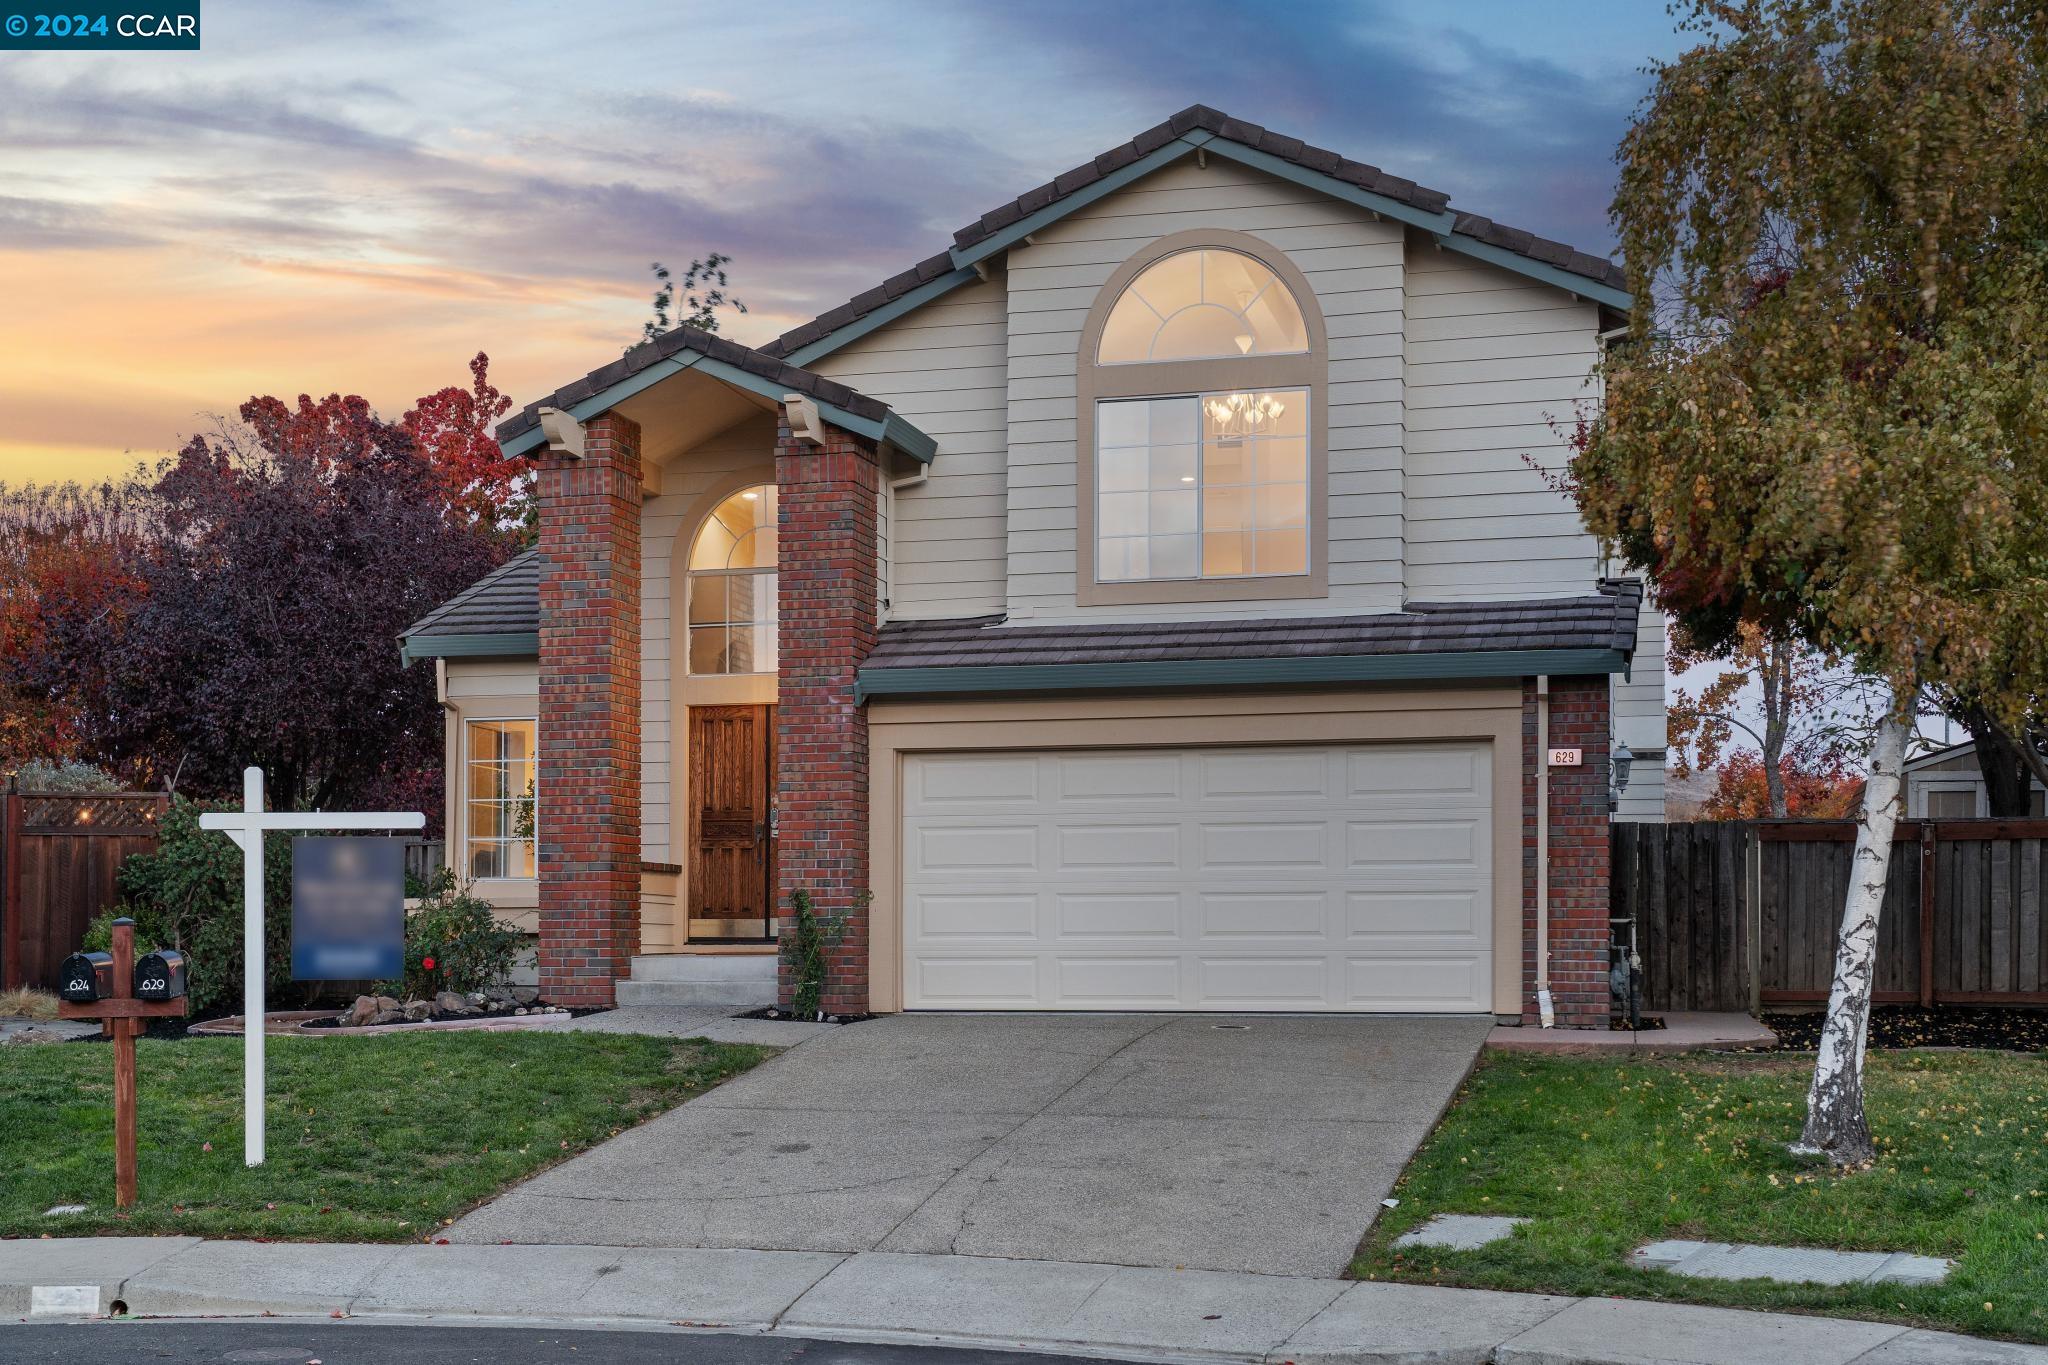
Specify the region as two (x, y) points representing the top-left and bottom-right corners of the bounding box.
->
(536, 411), (642, 1007)
(775, 415), (880, 1015)
(1522, 675), (1613, 1026)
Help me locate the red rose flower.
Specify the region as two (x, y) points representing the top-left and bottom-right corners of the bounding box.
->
(422, 956), (436, 971)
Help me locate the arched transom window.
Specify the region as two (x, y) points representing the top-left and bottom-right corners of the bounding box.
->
(688, 484), (777, 674)
(1097, 248), (1309, 364)
(1080, 237), (1324, 602)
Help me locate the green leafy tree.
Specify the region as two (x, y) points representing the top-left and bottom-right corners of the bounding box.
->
(634, 254), (747, 352)
(1573, 0), (2048, 1163)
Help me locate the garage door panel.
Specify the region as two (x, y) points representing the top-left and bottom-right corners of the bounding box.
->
(1055, 893), (1181, 939)
(1342, 955), (1487, 1010)
(1345, 818), (1482, 871)
(915, 955), (1040, 1006)
(915, 823), (1041, 872)
(1344, 889), (1486, 941)
(1196, 748), (1332, 801)
(914, 892), (1041, 940)
(910, 754), (1041, 809)
(1198, 891), (1330, 939)
(1057, 822), (1180, 870)
(1055, 955), (1181, 1006)
(1197, 821), (1328, 871)
(1345, 746), (1485, 799)
(1196, 955), (1332, 1006)
(1056, 753), (1184, 803)
(901, 742), (1492, 1012)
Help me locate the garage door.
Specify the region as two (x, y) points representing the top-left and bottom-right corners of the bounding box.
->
(900, 741), (1493, 1011)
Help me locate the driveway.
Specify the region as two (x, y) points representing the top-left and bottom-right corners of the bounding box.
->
(448, 1013), (1491, 1276)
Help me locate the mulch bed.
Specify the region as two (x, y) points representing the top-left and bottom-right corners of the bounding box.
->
(1764, 1005), (2048, 1051)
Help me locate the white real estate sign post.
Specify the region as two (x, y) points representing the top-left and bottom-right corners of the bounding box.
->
(199, 766), (423, 1166)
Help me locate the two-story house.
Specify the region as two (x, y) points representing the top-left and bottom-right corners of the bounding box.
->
(400, 106), (1663, 1027)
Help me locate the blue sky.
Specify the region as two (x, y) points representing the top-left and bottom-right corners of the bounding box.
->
(0, 0), (1689, 483)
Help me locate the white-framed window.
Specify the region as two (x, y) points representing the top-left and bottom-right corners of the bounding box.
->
(465, 718), (536, 880)
(1098, 247), (1309, 364)
(688, 483), (777, 675)
(1095, 388), (1310, 582)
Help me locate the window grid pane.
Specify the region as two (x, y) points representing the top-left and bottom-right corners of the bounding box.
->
(688, 569), (778, 674)
(1096, 389), (1309, 583)
(466, 719), (536, 881)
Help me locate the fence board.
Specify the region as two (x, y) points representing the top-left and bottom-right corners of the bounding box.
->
(1619, 818), (2048, 1013)
(1, 792), (167, 992)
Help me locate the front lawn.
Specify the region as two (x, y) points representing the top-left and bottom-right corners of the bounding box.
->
(0, 1032), (773, 1241)
(1354, 1051), (2048, 1343)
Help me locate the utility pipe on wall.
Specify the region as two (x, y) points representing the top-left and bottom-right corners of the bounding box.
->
(1535, 675), (1555, 1027)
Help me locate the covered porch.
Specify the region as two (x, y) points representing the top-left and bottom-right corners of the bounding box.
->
(493, 328), (937, 1009)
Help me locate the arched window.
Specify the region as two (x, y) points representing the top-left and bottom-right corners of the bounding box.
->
(687, 483), (777, 674)
(1078, 233), (1327, 605)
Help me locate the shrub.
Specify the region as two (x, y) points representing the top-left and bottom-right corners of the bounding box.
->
(9, 759), (121, 793)
(92, 796), (294, 1014)
(781, 889), (858, 1018)
(381, 870), (520, 1000)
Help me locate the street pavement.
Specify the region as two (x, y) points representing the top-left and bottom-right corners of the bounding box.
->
(0, 1321), (1128, 1364)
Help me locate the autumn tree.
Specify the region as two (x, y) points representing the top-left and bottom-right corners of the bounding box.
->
(402, 352), (526, 534)
(1697, 746), (1865, 820)
(1668, 621), (1867, 817)
(1576, 0), (2048, 1163)
(0, 480), (151, 778)
(111, 393), (505, 812)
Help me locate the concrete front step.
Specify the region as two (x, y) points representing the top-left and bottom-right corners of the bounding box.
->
(627, 952), (777, 983)
(616, 952), (778, 1009)
(613, 978), (776, 1009)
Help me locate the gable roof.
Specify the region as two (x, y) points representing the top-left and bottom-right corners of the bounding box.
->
(398, 549), (538, 663)
(763, 104), (1628, 368)
(495, 326), (937, 462)
(499, 105), (1632, 456)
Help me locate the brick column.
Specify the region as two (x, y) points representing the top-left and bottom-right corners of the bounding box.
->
(775, 414), (880, 1015)
(536, 412), (642, 1007)
(1521, 675), (1612, 1027)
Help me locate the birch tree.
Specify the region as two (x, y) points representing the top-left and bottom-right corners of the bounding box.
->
(1572, 0), (2048, 1164)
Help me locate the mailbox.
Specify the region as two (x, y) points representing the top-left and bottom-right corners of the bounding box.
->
(59, 951), (114, 1003)
(134, 950), (189, 1001)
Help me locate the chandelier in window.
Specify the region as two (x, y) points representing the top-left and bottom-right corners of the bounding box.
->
(1203, 391), (1287, 440)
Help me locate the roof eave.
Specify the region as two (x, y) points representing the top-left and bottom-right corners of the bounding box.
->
(498, 352), (937, 465)
(855, 646), (1630, 703)
(399, 631), (540, 666)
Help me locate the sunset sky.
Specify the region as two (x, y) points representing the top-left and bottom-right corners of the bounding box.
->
(1, 0), (1684, 488)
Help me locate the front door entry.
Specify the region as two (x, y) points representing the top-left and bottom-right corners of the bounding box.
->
(687, 704), (777, 942)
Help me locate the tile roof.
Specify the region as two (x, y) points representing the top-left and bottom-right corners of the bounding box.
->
(497, 326), (895, 446)
(760, 103), (1625, 361)
(863, 582), (1644, 673)
(401, 549), (538, 641)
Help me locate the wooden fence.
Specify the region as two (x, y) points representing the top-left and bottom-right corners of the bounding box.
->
(1614, 819), (2048, 1013)
(1, 791), (167, 992)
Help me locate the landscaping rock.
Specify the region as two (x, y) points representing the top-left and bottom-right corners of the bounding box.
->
(402, 999), (433, 1022)
(434, 991), (481, 1017)
(511, 985), (539, 1005)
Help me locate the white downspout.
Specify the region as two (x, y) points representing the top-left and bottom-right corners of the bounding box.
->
(1536, 675), (1556, 1027)
(884, 469), (927, 619)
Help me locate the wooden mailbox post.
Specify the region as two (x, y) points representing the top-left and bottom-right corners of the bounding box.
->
(56, 917), (186, 1207)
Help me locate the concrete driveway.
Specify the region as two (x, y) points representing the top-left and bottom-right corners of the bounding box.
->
(448, 1013), (1491, 1276)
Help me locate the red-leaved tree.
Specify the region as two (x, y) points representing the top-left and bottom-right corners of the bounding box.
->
(402, 352), (528, 534)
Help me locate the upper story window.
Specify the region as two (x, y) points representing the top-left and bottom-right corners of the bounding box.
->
(1078, 232), (1328, 606)
(1097, 248), (1309, 363)
(688, 484), (777, 675)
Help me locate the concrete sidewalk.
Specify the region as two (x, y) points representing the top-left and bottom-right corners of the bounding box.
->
(5, 1238), (2041, 1365)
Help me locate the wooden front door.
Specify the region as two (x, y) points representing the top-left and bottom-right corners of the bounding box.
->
(688, 704), (776, 941)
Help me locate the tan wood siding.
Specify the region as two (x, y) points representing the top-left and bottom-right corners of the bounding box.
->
(808, 280), (1010, 619)
(1402, 239), (1603, 600)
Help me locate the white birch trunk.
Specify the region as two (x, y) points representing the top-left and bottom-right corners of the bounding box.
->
(1793, 695), (1913, 1165)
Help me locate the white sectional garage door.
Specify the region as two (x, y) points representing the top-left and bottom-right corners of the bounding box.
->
(900, 741), (1493, 1012)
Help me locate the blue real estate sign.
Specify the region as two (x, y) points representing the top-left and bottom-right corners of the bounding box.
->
(291, 837), (404, 981)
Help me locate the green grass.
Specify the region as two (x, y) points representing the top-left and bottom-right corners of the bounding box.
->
(1353, 1051), (2048, 1343)
(0, 1032), (773, 1241)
